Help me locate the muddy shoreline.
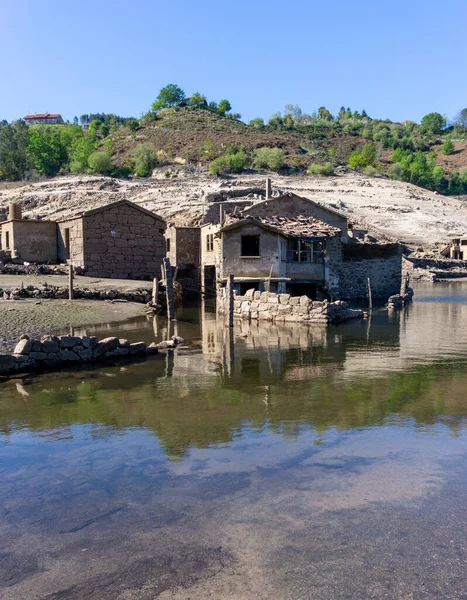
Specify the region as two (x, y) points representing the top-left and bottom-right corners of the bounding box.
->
(0, 299), (146, 353)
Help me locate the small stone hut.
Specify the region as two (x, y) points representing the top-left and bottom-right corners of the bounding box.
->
(0, 204), (57, 263)
(57, 200), (166, 279)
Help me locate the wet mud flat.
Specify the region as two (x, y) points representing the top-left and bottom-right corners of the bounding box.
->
(0, 299), (145, 352)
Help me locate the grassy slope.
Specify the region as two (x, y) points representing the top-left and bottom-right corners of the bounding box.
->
(109, 107), (467, 174)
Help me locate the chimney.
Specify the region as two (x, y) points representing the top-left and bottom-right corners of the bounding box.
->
(219, 204), (224, 224)
(9, 203), (22, 221)
(265, 177), (272, 200)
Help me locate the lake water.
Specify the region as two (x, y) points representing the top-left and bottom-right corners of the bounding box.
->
(1, 282), (467, 599)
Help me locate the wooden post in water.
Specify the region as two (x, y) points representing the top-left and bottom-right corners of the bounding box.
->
(367, 277), (373, 314)
(68, 264), (74, 301)
(152, 277), (159, 305)
(227, 273), (234, 328)
(163, 257), (175, 320)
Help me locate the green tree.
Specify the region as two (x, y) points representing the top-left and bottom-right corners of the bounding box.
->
(126, 118), (139, 132)
(420, 112), (446, 134)
(248, 118), (265, 129)
(252, 147), (284, 171)
(88, 151), (115, 174)
(349, 143), (377, 168)
(189, 91), (207, 108)
(27, 127), (69, 176)
(70, 135), (98, 173)
(218, 99), (232, 115)
(441, 138), (454, 155)
(317, 106), (333, 121)
(133, 143), (159, 177)
(151, 84), (185, 112)
(0, 120), (29, 180)
(284, 104), (302, 121)
(454, 108), (467, 132)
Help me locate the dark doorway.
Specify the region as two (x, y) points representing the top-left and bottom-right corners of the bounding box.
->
(203, 266), (216, 294)
(64, 228), (70, 260)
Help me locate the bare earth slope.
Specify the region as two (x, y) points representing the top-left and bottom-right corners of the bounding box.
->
(1, 172), (466, 246)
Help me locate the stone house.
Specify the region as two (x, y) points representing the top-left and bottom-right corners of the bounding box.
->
(200, 193), (402, 300)
(57, 200), (166, 279)
(165, 226), (200, 287)
(445, 235), (467, 260)
(0, 204), (57, 263)
(201, 213), (341, 298)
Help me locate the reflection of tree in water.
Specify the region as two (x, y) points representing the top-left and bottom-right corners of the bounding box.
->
(3, 291), (467, 456)
(1, 355), (466, 458)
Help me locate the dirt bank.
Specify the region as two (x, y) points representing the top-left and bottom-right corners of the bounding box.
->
(0, 299), (145, 353)
(1, 172), (466, 246)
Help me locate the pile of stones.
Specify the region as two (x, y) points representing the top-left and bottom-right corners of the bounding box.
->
(0, 333), (184, 377)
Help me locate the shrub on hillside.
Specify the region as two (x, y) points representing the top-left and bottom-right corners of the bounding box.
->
(209, 146), (248, 176)
(348, 143), (377, 168)
(363, 165), (378, 177)
(112, 165), (133, 179)
(252, 147), (284, 171)
(441, 138), (454, 155)
(307, 162), (334, 176)
(126, 118), (139, 132)
(88, 151), (115, 174)
(133, 143), (158, 177)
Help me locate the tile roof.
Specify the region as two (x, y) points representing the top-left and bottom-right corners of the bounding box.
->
(24, 113), (61, 119)
(222, 214), (340, 238)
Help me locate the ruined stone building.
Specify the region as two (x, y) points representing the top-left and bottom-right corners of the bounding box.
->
(0, 200), (167, 280)
(165, 226), (200, 290)
(444, 235), (467, 260)
(57, 200), (166, 279)
(0, 204), (57, 263)
(199, 192), (402, 300)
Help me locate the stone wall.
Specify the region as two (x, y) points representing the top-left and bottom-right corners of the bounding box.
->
(0, 283), (153, 303)
(2, 220), (57, 263)
(83, 204), (166, 279)
(325, 240), (402, 300)
(218, 288), (363, 325)
(57, 217), (84, 264)
(0, 334), (163, 377)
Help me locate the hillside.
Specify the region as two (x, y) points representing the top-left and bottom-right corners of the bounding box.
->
(109, 107), (467, 175)
(1, 171), (467, 247)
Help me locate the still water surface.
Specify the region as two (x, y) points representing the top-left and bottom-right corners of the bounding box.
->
(1, 282), (467, 599)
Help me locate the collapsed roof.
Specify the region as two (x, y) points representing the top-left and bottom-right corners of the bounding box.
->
(221, 214), (340, 238)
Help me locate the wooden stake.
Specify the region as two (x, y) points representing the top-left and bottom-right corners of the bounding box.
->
(163, 257), (175, 320)
(69, 264), (74, 300)
(367, 277), (373, 313)
(227, 273), (234, 328)
(152, 277), (159, 305)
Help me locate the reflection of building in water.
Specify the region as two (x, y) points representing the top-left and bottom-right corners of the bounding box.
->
(340, 283), (467, 379)
(201, 306), (344, 383)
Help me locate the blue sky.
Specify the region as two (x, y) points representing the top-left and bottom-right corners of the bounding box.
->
(2, 0), (466, 124)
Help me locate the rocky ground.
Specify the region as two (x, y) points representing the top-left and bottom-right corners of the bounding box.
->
(1, 171), (467, 246)
(0, 299), (146, 353)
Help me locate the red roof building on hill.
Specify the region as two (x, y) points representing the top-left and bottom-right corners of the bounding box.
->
(24, 113), (64, 125)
